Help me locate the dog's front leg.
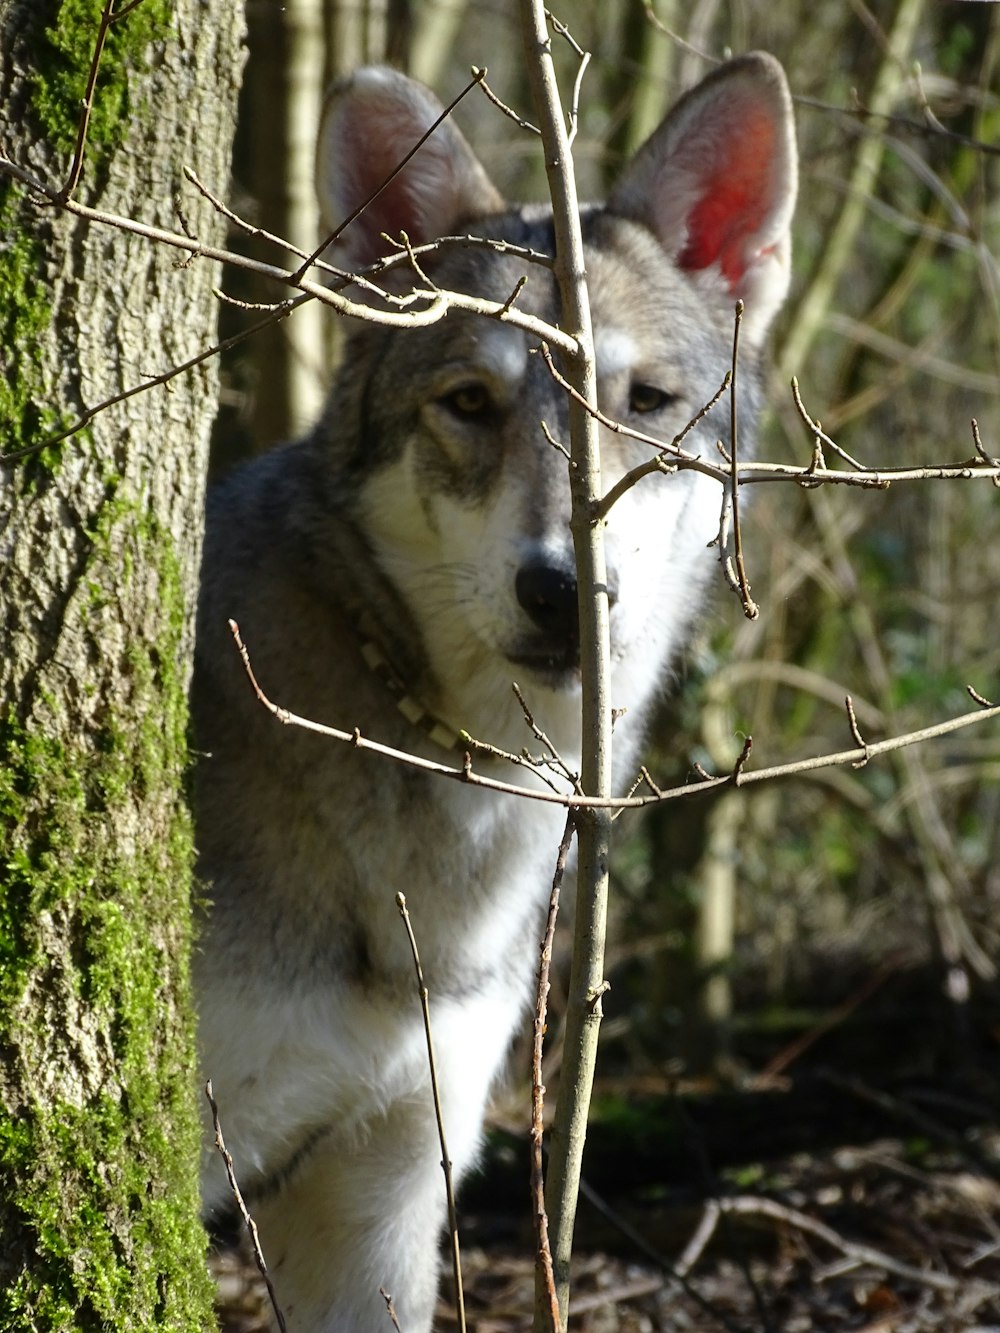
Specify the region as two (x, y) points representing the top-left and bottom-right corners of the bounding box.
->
(250, 1092), (451, 1333)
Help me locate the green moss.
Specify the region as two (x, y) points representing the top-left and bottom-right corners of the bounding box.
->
(0, 500), (213, 1328)
(0, 186), (62, 467)
(29, 0), (172, 159)
(0, 1090), (210, 1325)
(1, 0), (172, 474)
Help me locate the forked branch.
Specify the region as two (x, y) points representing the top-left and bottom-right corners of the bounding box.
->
(228, 619), (1000, 813)
(517, 8), (613, 1328)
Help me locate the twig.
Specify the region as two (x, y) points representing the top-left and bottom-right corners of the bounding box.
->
(190, 163), (554, 278)
(212, 289), (295, 313)
(379, 1288), (403, 1333)
(535, 342), (1000, 494)
(640, 0), (717, 64)
(540, 421), (572, 462)
(824, 309), (997, 395)
(730, 734), (753, 785)
(567, 1274), (666, 1315)
(58, 0), (148, 202)
(590, 369), (732, 522)
(184, 165), (313, 260)
(512, 683), (584, 793)
(724, 302), (758, 619)
(0, 152), (579, 352)
(499, 274), (528, 316)
(531, 816), (575, 1333)
(565, 53), (589, 148)
(678, 1193), (968, 1294)
(536, 341), (729, 501)
(573, 1176), (746, 1332)
(545, 9), (586, 58)
(845, 694), (871, 767)
(205, 1081), (287, 1333)
(458, 729), (564, 794)
(674, 1199), (722, 1278)
(613, 768), (648, 819)
(475, 67), (540, 134)
(396, 895), (466, 1333)
(968, 684), (995, 708)
(227, 621), (1000, 812)
(791, 377), (869, 470)
(394, 229), (437, 290)
(970, 418), (1000, 481)
(545, 13), (590, 145)
(793, 90), (1000, 160)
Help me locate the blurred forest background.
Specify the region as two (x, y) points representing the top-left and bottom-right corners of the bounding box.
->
(211, 2), (1000, 1329)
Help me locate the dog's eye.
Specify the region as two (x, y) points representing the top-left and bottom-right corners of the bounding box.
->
(629, 383), (675, 415)
(440, 383), (491, 418)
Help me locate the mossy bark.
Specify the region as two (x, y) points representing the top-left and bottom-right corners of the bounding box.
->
(0, 1), (244, 1326)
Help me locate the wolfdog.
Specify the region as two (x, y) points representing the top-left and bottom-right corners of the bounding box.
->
(194, 52), (796, 1332)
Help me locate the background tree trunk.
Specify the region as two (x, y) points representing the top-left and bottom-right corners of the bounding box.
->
(0, 1), (244, 1325)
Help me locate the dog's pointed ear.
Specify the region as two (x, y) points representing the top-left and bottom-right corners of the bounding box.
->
(609, 52), (797, 349)
(316, 67), (505, 271)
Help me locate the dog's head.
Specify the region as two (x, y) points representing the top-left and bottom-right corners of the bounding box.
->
(313, 60), (796, 763)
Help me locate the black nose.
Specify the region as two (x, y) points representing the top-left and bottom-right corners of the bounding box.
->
(516, 560), (578, 643)
(514, 558), (619, 673)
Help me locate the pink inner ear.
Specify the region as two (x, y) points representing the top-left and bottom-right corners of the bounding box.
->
(335, 104), (443, 260)
(676, 104), (778, 287)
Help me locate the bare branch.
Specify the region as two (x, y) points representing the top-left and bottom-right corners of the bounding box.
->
(379, 1290), (403, 1333)
(724, 301), (758, 619)
(475, 67), (540, 135)
(534, 342), (1000, 494)
(544, 13), (590, 145)
(531, 816), (575, 1333)
(58, 0), (150, 201)
(639, 1), (716, 64)
(205, 1081), (287, 1333)
(184, 166), (313, 261)
(228, 614), (1000, 809)
(845, 694), (870, 767)
(396, 895), (466, 1333)
(0, 153), (579, 353)
(730, 734), (753, 786)
(676, 1191), (978, 1296)
(458, 729), (566, 795)
(512, 682), (584, 793)
(518, 8), (612, 1328)
(791, 376), (869, 470)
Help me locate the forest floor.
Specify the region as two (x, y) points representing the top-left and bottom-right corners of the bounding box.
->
(213, 977), (1000, 1333)
(214, 1128), (1000, 1332)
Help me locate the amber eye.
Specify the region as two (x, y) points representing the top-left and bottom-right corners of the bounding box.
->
(441, 383), (491, 418)
(629, 383), (675, 415)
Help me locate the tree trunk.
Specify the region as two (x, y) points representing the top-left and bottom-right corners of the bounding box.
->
(0, 1), (244, 1326)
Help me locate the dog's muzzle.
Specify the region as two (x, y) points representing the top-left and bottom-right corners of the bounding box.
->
(511, 556), (618, 676)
